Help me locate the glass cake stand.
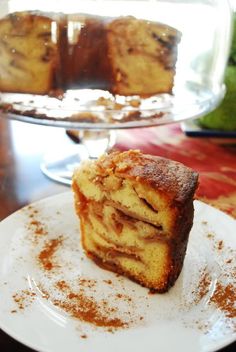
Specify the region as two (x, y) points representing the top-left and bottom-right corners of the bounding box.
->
(0, 0), (233, 185)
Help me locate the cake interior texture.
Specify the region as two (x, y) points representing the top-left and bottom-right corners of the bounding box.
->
(0, 12), (59, 94)
(72, 150), (198, 292)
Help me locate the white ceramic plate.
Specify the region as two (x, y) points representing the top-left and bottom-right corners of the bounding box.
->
(0, 192), (235, 352)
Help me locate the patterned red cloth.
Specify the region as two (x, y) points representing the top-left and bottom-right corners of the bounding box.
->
(116, 123), (236, 218)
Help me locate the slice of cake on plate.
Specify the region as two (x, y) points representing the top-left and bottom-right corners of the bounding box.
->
(72, 150), (198, 292)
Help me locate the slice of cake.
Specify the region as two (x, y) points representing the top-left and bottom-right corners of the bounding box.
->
(72, 150), (198, 293)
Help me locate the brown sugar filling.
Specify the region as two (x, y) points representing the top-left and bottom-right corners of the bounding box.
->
(88, 199), (167, 242)
(93, 241), (143, 263)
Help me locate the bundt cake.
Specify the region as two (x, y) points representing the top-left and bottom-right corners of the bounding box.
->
(72, 150), (198, 293)
(0, 11), (181, 96)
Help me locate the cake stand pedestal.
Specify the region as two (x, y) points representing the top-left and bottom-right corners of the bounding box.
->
(40, 129), (116, 185)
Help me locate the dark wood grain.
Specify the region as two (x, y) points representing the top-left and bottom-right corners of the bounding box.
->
(0, 117), (68, 220)
(0, 116), (235, 352)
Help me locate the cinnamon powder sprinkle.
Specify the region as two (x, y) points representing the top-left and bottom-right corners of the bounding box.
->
(27, 206), (38, 216)
(78, 278), (97, 289)
(47, 279), (130, 331)
(193, 271), (212, 304)
(38, 236), (63, 271)
(12, 290), (36, 310)
(29, 220), (47, 236)
(53, 291), (127, 329)
(26, 206), (44, 233)
(55, 280), (70, 291)
(26, 211), (48, 245)
(115, 293), (132, 302)
(36, 283), (50, 299)
(210, 282), (236, 318)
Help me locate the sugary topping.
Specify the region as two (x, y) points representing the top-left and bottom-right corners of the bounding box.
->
(96, 150), (198, 204)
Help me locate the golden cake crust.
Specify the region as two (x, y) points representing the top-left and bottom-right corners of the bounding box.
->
(96, 150), (198, 204)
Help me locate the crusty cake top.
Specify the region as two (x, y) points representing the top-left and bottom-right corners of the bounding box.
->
(95, 150), (198, 204)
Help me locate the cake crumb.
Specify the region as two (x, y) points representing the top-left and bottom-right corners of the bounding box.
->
(80, 334), (88, 339)
(217, 240), (224, 250)
(129, 99), (141, 108)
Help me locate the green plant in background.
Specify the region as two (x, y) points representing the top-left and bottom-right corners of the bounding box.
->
(199, 14), (236, 131)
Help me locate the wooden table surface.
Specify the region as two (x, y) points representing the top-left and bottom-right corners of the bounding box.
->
(0, 116), (235, 352)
